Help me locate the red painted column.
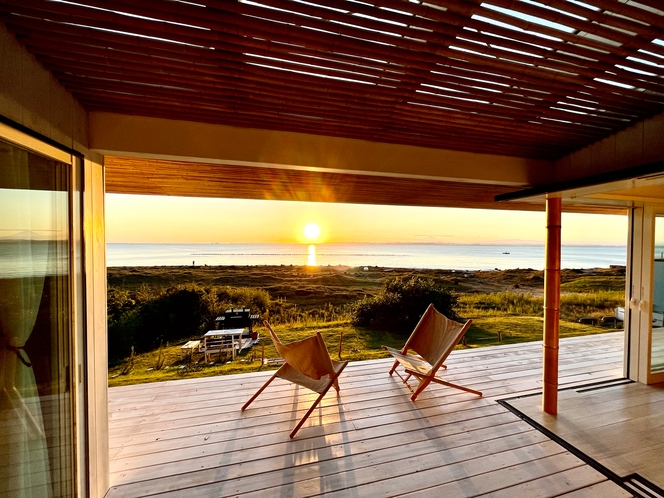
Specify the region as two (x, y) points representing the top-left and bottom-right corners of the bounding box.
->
(543, 196), (561, 415)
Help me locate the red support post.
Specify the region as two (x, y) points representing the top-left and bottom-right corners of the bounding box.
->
(543, 196), (562, 415)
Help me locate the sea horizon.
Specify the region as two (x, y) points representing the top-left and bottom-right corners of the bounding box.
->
(108, 241), (626, 247)
(106, 242), (627, 271)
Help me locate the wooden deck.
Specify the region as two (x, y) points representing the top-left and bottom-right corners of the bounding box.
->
(107, 332), (632, 498)
(506, 381), (664, 493)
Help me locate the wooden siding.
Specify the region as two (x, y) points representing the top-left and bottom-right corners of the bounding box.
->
(104, 156), (624, 213)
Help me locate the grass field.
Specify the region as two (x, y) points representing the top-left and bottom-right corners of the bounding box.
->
(108, 321), (406, 387)
(108, 265), (626, 387)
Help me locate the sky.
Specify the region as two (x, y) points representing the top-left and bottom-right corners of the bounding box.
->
(105, 194), (628, 246)
(0, 189), (69, 240)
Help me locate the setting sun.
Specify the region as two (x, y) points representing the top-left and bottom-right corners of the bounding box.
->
(303, 223), (321, 240)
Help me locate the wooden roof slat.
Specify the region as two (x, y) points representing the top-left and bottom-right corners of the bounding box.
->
(8, 0), (660, 103)
(41, 47), (633, 131)
(49, 58), (616, 144)
(5, 4), (660, 109)
(249, 0), (664, 92)
(17, 25), (655, 119)
(2, 0), (664, 160)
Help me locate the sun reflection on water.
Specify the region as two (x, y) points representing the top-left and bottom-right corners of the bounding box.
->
(307, 245), (317, 266)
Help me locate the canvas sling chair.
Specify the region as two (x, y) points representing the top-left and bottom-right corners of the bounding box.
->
(382, 304), (482, 401)
(241, 321), (348, 439)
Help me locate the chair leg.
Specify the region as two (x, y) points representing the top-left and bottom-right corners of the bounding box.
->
(388, 359), (400, 376)
(290, 365), (347, 439)
(241, 372), (279, 412)
(430, 378), (482, 397)
(289, 389), (327, 439)
(410, 376), (434, 401)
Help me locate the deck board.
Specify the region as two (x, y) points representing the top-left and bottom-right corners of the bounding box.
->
(506, 380), (664, 492)
(107, 332), (634, 497)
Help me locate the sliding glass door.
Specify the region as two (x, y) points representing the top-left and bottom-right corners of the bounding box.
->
(651, 215), (664, 378)
(627, 204), (664, 385)
(0, 137), (77, 497)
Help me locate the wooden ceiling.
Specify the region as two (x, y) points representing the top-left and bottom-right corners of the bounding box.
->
(104, 156), (624, 213)
(3, 0), (664, 160)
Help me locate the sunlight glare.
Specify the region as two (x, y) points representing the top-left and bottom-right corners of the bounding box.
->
(307, 245), (317, 266)
(304, 223), (321, 240)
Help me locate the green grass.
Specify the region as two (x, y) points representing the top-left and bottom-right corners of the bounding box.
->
(108, 314), (619, 387)
(466, 316), (612, 347)
(459, 292), (542, 316)
(108, 321), (407, 387)
(107, 266), (627, 387)
(459, 290), (623, 321)
(560, 276), (625, 292)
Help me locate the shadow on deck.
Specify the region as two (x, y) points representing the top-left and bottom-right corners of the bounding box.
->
(107, 332), (632, 497)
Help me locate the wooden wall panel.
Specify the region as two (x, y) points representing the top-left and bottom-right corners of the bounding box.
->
(105, 156), (621, 214)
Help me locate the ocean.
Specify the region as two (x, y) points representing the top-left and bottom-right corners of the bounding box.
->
(106, 243), (627, 271)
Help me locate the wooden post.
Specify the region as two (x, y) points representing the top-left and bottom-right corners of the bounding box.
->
(543, 196), (562, 415)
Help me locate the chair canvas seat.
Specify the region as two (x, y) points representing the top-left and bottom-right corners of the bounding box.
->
(241, 321), (348, 438)
(381, 346), (433, 377)
(276, 360), (346, 394)
(382, 304), (482, 401)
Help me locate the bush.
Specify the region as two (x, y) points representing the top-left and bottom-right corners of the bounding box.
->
(351, 276), (458, 335)
(135, 286), (207, 351)
(107, 284), (272, 363)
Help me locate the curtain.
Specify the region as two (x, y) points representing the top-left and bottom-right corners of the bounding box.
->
(0, 143), (52, 498)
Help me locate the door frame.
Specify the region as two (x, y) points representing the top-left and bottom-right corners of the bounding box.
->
(0, 122), (85, 495)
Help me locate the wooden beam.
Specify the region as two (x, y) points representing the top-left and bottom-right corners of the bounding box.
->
(103, 156), (625, 214)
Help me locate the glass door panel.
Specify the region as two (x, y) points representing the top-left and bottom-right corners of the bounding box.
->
(0, 139), (74, 497)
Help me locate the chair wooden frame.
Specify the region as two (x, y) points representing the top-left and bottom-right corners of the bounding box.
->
(241, 321), (348, 439)
(382, 304), (482, 401)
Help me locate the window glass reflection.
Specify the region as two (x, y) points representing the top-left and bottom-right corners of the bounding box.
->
(0, 139), (73, 497)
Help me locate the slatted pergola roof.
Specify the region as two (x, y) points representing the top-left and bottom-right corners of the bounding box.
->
(2, 0), (664, 161)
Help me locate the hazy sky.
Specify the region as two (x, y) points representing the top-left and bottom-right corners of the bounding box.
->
(105, 194), (628, 246)
(0, 188), (69, 239)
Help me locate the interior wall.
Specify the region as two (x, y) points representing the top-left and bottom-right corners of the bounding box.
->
(0, 24), (88, 152)
(554, 111), (664, 183)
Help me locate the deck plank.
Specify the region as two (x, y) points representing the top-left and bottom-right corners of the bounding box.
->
(506, 382), (664, 492)
(556, 480), (634, 498)
(108, 333), (631, 498)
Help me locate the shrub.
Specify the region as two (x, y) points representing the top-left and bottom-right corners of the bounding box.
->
(351, 276), (458, 335)
(107, 283), (272, 362)
(135, 286), (207, 351)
